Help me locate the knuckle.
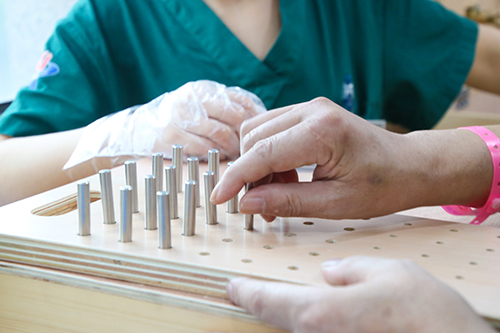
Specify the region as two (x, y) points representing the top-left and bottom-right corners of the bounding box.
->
(241, 128), (257, 153)
(278, 190), (302, 217)
(251, 137), (275, 159)
(297, 301), (339, 332)
(240, 118), (253, 139)
(245, 288), (266, 317)
(310, 96), (332, 107)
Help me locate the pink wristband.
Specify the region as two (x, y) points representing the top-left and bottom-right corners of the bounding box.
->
(442, 126), (500, 225)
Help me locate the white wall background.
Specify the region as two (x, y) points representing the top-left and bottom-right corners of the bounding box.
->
(0, 0), (78, 103)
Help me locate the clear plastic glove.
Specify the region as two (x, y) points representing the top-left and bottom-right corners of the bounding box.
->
(63, 80), (266, 171)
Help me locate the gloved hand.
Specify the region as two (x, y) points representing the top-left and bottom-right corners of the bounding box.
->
(63, 80), (266, 171)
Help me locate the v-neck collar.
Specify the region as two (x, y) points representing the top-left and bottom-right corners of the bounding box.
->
(162, 0), (304, 108)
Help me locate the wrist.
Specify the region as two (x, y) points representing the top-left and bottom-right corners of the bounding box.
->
(402, 129), (492, 209)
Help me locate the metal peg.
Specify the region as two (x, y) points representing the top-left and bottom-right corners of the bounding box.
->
(172, 145), (183, 193)
(157, 191), (172, 249)
(226, 161), (238, 213)
(208, 149), (220, 184)
(204, 171), (217, 225)
(152, 153), (164, 192)
(119, 186), (133, 243)
(165, 166), (179, 219)
(125, 161), (139, 213)
(99, 169), (115, 224)
(187, 157), (201, 208)
(183, 180), (197, 236)
(145, 175), (157, 230)
(77, 181), (90, 236)
(244, 182), (254, 230)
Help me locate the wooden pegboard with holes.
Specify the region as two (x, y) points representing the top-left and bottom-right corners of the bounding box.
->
(0, 158), (500, 327)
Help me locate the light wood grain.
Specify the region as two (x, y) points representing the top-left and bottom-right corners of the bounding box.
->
(1, 158), (500, 330)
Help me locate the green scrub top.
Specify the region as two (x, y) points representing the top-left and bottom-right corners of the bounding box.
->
(0, 0), (477, 136)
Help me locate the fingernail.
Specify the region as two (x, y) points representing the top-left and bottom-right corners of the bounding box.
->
(321, 259), (342, 267)
(240, 197), (265, 213)
(210, 185), (219, 203)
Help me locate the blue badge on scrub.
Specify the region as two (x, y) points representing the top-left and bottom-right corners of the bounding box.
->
(342, 74), (355, 113)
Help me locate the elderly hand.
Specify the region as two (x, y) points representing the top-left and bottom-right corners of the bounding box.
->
(211, 97), (491, 221)
(228, 256), (494, 333)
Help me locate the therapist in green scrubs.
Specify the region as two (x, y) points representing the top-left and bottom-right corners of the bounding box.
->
(0, 0), (499, 205)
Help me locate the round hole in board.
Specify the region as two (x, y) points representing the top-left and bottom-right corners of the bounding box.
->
(263, 245), (274, 250)
(487, 248), (495, 252)
(309, 252), (320, 256)
(344, 227), (355, 231)
(389, 234), (397, 238)
(469, 261), (478, 265)
(199, 252), (210, 256)
(456, 275), (465, 280)
(222, 238), (234, 243)
(450, 229), (459, 232)
(421, 254), (430, 258)
(404, 223), (412, 226)
(288, 266), (299, 271)
(303, 221), (314, 226)
(241, 259), (253, 263)
(436, 241), (444, 245)
(373, 246), (381, 250)
(284, 233), (297, 237)
(325, 239), (337, 244)
(495, 145), (499, 150)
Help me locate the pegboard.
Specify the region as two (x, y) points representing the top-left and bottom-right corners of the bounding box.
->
(0, 158), (499, 323)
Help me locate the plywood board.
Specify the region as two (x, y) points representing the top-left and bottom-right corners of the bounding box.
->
(1, 158), (500, 325)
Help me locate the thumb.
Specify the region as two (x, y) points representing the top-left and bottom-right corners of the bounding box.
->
(321, 256), (397, 286)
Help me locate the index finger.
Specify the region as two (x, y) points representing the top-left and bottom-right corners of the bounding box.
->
(239, 102), (306, 141)
(211, 122), (321, 204)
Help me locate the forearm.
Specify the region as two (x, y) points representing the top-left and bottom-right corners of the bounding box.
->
(403, 126), (495, 209)
(0, 129), (115, 206)
(466, 24), (500, 95)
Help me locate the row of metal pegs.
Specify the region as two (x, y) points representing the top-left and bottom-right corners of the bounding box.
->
(76, 146), (252, 249)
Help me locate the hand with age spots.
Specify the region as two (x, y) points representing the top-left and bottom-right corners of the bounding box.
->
(211, 97), (492, 221)
(227, 256), (494, 333)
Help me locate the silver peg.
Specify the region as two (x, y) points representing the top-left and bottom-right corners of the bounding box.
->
(172, 145), (183, 193)
(152, 153), (164, 192)
(183, 180), (197, 236)
(244, 182), (254, 230)
(77, 181), (91, 236)
(157, 191), (172, 249)
(188, 157), (201, 208)
(208, 149), (220, 184)
(145, 175), (157, 230)
(226, 161), (239, 213)
(99, 169), (115, 224)
(165, 166), (179, 219)
(119, 186), (133, 243)
(204, 171), (217, 225)
(125, 161), (139, 213)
